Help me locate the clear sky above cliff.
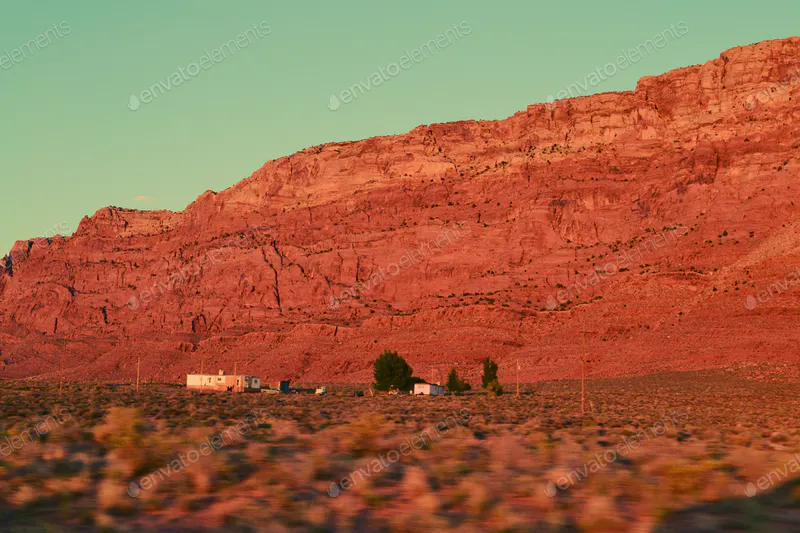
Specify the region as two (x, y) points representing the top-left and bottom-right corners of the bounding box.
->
(1, 0), (798, 254)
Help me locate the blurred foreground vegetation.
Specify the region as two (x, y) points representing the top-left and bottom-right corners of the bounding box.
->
(0, 370), (798, 532)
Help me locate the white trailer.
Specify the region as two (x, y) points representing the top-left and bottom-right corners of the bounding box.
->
(414, 383), (445, 396)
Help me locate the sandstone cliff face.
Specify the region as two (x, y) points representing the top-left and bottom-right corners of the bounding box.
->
(2, 38), (800, 383)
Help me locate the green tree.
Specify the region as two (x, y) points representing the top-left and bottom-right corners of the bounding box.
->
(481, 357), (499, 389)
(446, 368), (471, 394)
(486, 379), (504, 396)
(373, 350), (414, 391)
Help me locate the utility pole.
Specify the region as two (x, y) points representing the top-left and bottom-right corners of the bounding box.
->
(581, 333), (586, 415)
(136, 357), (140, 393)
(581, 359), (585, 414)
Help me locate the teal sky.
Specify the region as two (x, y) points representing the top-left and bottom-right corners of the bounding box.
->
(1, 0), (798, 254)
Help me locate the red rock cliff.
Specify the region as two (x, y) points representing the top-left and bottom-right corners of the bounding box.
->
(2, 37), (800, 383)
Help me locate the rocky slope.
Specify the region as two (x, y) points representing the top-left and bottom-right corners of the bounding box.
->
(2, 37), (800, 384)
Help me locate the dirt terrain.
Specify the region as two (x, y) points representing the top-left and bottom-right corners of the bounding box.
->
(2, 37), (800, 383)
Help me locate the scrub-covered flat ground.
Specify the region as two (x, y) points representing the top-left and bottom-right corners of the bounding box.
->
(0, 367), (798, 532)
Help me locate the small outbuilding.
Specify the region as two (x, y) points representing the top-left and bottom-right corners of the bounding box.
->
(265, 380), (291, 393)
(414, 383), (445, 396)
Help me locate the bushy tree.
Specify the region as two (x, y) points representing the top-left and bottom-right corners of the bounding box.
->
(373, 350), (414, 391)
(446, 368), (471, 394)
(481, 357), (499, 389)
(486, 379), (504, 396)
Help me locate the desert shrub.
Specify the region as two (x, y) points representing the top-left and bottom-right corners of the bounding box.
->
(339, 414), (386, 457)
(447, 368), (471, 394)
(373, 350), (414, 391)
(481, 357), (499, 389)
(93, 407), (146, 449)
